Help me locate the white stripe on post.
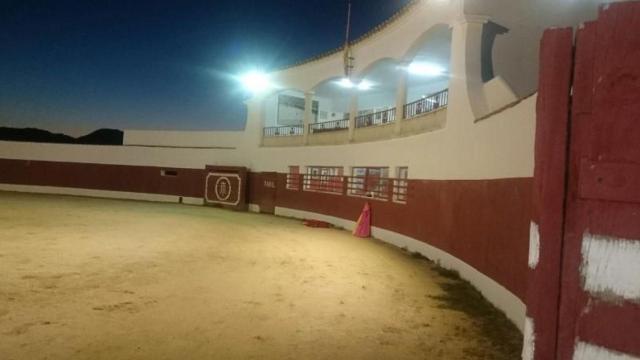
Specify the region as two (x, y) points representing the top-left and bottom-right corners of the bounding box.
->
(574, 341), (640, 360)
(581, 233), (640, 301)
(521, 316), (536, 360)
(528, 222), (540, 269)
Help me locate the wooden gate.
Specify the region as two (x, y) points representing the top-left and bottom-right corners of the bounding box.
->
(258, 172), (278, 214)
(529, 3), (640, 359)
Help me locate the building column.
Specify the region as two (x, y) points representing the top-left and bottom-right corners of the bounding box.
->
(448, 14), (490, 124)
(394, 66), (408, 135)
(302, 91), (314, 145)
(244, 95), (266, 148)
(347, 92), (358, 142)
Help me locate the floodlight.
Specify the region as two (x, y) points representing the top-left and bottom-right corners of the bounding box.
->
(240, 71), (271, 93)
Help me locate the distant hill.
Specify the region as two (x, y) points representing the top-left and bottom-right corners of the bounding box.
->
(75, 128), (123, 145)
(0, 127), (123, 145)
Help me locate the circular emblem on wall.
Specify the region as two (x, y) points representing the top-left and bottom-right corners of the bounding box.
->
(214, 176), (232, 201)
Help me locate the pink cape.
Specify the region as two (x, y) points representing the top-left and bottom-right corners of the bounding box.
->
(353, 202), (371, 238)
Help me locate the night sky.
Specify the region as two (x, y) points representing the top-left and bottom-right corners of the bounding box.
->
(1, 0), (411, 136)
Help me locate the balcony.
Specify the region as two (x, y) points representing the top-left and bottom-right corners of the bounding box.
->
(403, 89), (448, 119)
(307, 118), (350, 146)
(262, 125), (304, 147)
(261, 89), (449, 147)
(263, 125), (304, 137)
(355, 108), (396, 128)
(308, 118), (349, 134)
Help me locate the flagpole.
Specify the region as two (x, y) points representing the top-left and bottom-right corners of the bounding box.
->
(343, 0), (354, 79)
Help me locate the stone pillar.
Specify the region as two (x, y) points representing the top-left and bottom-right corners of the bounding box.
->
(347, 93), (358, 142)
(302, 91), (314, 145)
(448, 14), (490, 124)
(244, 95), (266, 148)
(394, 66), (408, 135)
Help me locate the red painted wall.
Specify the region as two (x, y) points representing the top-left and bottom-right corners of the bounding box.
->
(0, 158), (206, 198)
(556, 3), (640, 358)
(0, 158), (531, 302)
(526, 26), (574, 360)
(268, 173), (532, 300)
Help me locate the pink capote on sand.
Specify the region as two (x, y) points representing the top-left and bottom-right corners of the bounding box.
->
(352, 202), (371, 238)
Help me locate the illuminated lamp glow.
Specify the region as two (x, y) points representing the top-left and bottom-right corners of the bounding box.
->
(337, 78), (372, 91)
(407, 62), (445, 76)
(338, 78), (355, 88)
(240, 71), (271, 93)
(357, 80), (372, 91)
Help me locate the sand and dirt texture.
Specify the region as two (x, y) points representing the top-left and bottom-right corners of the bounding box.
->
(0, 191), (521, 359)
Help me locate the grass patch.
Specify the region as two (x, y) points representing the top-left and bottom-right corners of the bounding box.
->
(428, 264), (523, 359)
(430, 265), (460, 280)
(400, 247), (522, 359)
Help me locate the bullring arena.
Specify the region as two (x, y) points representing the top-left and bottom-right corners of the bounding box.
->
(0, 192), (521, 359)
(2, 1), (640, 359)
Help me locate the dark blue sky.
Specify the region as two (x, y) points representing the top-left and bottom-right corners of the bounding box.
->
(0, 0), (411, 135)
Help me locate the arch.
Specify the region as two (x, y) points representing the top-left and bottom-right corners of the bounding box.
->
(401, 23), (452, 63)
(308, 58), (404, 120)
(353, 57), (400, 82)
(400, 24), (453, 106)
(277, 65), (344, 95)
(356, 58), (401, 113)
(309, 76), (353, 125)
(309, 76), (348, 95)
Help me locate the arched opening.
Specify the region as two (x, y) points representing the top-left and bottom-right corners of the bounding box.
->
(309, 77), (352, 133)
(262, 89), (307, 137)
(354, 58), (400, 128)
(402, 24), (452, 119)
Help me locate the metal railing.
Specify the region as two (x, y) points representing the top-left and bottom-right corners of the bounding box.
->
(403, 89), (448, 119)
(285, 174), (408, 203)
(355, 108), (396, 128)
(302, 174), (344, 194)
(309, 117), (349, 134)
(346, 176), (391, 200)
(347, 176), (407, 202)
(263, 125), (304, 137)
(286, 173), (301, 190)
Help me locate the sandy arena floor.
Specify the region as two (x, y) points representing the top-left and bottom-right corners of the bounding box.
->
(0, 191), (521, 359)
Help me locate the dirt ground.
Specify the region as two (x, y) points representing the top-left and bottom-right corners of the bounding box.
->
(0, 191), (521, 360)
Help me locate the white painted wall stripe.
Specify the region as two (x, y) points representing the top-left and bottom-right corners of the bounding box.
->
(574, 341), (640, 360)
(181, 197), (205, 206)
(529, 222), (540, 269)
(522, 316), (535, 360)
(581, 233), (640, 301)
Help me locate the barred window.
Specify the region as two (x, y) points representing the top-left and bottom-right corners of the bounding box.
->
(394, 167), (409, 203)
(286, 166), (300, 190)
(303, 166), (343, 194)
(349, 167), (390, 200)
